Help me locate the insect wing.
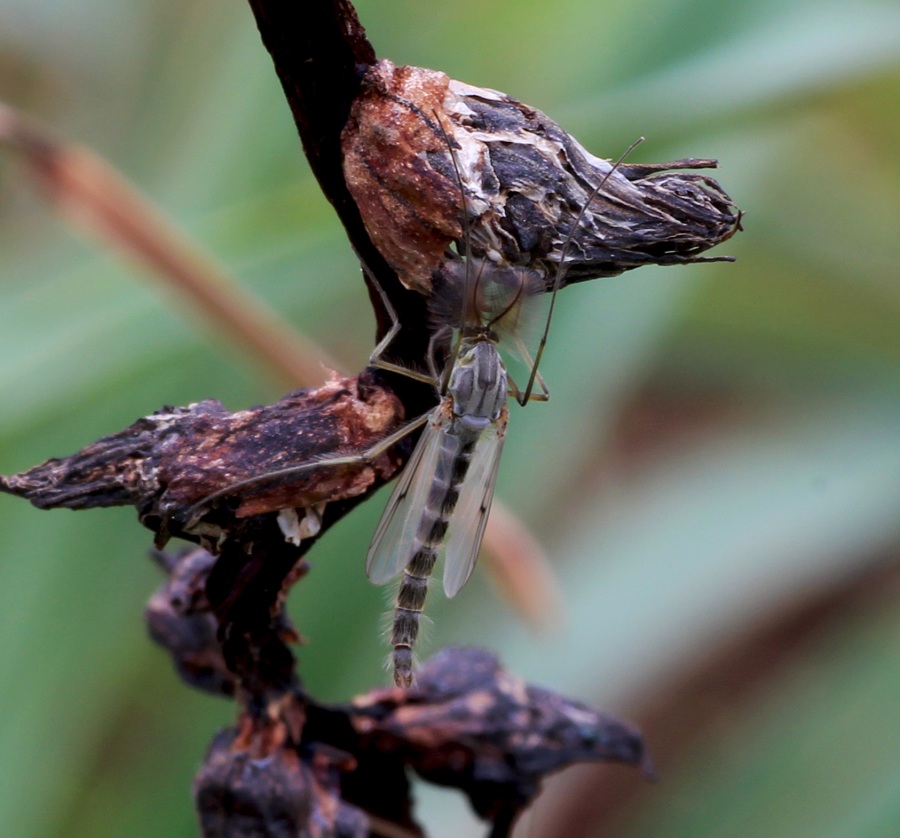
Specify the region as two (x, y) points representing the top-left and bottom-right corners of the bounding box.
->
(442, 420), (506, 598)
(366, 414), (447, 585)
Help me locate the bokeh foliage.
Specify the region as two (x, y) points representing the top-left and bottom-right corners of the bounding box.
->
(1, 1), (899, 836)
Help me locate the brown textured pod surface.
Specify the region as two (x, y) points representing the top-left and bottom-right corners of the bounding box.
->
(336, 647), (650, 837)
(343, 59), (740, 294)
(0, 372), (404, 527)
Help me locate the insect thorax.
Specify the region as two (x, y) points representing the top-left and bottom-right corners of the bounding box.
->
(431, 258), (545, 337)
(447, 340), (508, 430)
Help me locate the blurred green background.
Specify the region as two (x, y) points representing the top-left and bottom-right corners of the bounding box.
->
(1, 1), (899, 836)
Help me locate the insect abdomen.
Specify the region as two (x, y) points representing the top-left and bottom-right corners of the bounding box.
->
(390, 431), (475, 687)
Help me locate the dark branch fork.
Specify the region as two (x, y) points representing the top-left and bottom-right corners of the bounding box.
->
(0, 0), (741, 834)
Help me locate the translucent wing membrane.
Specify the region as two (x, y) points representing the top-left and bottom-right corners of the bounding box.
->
(431, 259), (545, 338)
(366, 414), (447, 585)
(442, 416), (507, 598)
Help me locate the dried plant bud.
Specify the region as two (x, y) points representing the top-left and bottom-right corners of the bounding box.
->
(145, 547), (235, 696)
(348, 647), (650, 824)
(194, 729), (312, 837)
(0, 372), (404, 532)
(194, 728), (368, 838)
(343, 59), (740, 295)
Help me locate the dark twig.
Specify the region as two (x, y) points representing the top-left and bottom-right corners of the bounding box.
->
(246, 0), (434, 388)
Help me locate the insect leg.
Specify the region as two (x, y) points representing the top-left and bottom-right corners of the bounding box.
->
(186, 411), (431, 520)
(425, 324), (452, 384)
(508, 333), (550, 406)
(364, 263), (403, 369)
(519, 137), (645, 404)
(363, 263), (442, 387)
(367, 358), (438, 387)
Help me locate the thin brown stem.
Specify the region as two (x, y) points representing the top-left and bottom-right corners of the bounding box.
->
(0, 102), (341, 389)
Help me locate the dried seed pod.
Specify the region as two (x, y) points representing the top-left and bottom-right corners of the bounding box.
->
(347, 647), (650, 827)
(342, 59), (740, 295)
(194, 728), (369, 838)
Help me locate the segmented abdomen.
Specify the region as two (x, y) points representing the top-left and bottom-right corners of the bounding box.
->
(390, 428), (476, 687)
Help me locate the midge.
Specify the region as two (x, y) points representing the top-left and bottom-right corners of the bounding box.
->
(364, 252), (548, 687)
(190, 120), (637, 687)
(359, 126), (639, 686)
